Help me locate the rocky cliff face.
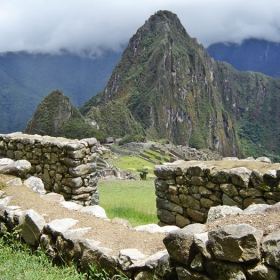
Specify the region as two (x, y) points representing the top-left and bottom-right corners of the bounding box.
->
(86, 10), (280, 159)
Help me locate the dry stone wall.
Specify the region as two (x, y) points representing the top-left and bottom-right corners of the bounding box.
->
(155, 161), (280, 227)
(0, 133), (99, 205)
(163, 221), (280, 279)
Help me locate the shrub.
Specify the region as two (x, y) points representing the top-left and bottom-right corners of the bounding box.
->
(119, 134), (145, 145)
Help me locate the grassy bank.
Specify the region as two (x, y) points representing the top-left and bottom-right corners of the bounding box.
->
(0, 234), (128, 280)
(98, 179), (158, 227)
(0, 236), (84, 280)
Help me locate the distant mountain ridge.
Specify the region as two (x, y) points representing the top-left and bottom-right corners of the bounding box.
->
(207, 39), (280, 78)
(0, 50), (122, 133)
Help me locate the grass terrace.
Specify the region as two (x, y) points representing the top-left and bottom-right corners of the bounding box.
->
(98, 179), (158, 227)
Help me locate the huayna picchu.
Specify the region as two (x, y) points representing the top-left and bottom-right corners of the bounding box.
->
(82, 11), (280, 159)
(30, 11), (280, 160)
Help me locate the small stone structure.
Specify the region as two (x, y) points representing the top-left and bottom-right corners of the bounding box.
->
(0, 133), (99, 205)
(155, 160), (280, 227)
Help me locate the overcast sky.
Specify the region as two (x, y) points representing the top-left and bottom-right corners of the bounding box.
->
(1, 0), (280, 55)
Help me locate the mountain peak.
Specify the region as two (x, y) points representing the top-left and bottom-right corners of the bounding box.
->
(85, 11), (280, 159)
(140, 10), (188, 40)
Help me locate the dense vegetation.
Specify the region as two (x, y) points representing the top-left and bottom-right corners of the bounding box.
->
(85, 100), (144, 139)
(25, 89), (106, 141)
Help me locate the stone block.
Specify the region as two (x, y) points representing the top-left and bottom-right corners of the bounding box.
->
(206, 259), (246, 280)
(187, 208), (205, 223)
(198, 186), (212, 196)
(71, 193), (91, 201)
(18, 209), (46, 246)
(179, 194), (200, 210)
(250, 169), (270, 190)
(189, 185), (199, 194)
(191, 176), (207, 186)
(168, 193), (180, 204)
(243, 197), (266, 208)
(208, 169), (230, 184)
(67, 148), (87, 159)
(229, 167), (251, 188)
(176, 175), (189, 185)
(176, 214), (191, 228)
(264, 192), (280, 201)
(157, 209), (175, 224)
(239, 188), (263, 198)
(60, 157), (81, 167)
(69, 163), (96, 177)
(187, 164), (207, 176)
(119, 249), (146, 271)
(206, 205), (243, 223)
(24, 176), (46, 194)
(80, 205), (107, 219)
(208, 224), (263, 262)
(222, 193), (242, 208)
(220, 183), (238, 197)
(154, 165), (176, 179)
(61, 177), (83, 188)
(194, 232), (212, 259)
(72, 186), (96, 195)
(163, 223), (206, 264)
(200, 197), (215, 208)
(44, 218), (79, 236)
(0, 159), (31, 178)
(156, 198), (183, 214)
(262, 230), (280, 269)
(14, 150), (25, 160)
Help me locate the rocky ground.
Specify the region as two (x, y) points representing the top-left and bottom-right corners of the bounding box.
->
(2, 174), (280, 257)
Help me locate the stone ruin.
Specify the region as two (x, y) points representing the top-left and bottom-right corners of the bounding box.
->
(155, 159), (280, 227)
(0, 132), (99, 205)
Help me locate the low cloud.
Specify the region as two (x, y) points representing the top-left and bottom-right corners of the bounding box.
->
(0, 0), (280, 55)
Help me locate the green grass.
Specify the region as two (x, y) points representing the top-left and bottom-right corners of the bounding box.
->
(111, 155), (156, 179)
(98, 179), (158, 227)
(142, 148), (171, 162)
(0, 239), (84, 280)
(0, 235), (129, 280)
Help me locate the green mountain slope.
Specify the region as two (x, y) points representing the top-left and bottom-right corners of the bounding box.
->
(84, 10), (280, 160)
(25, 89), (104, 140)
